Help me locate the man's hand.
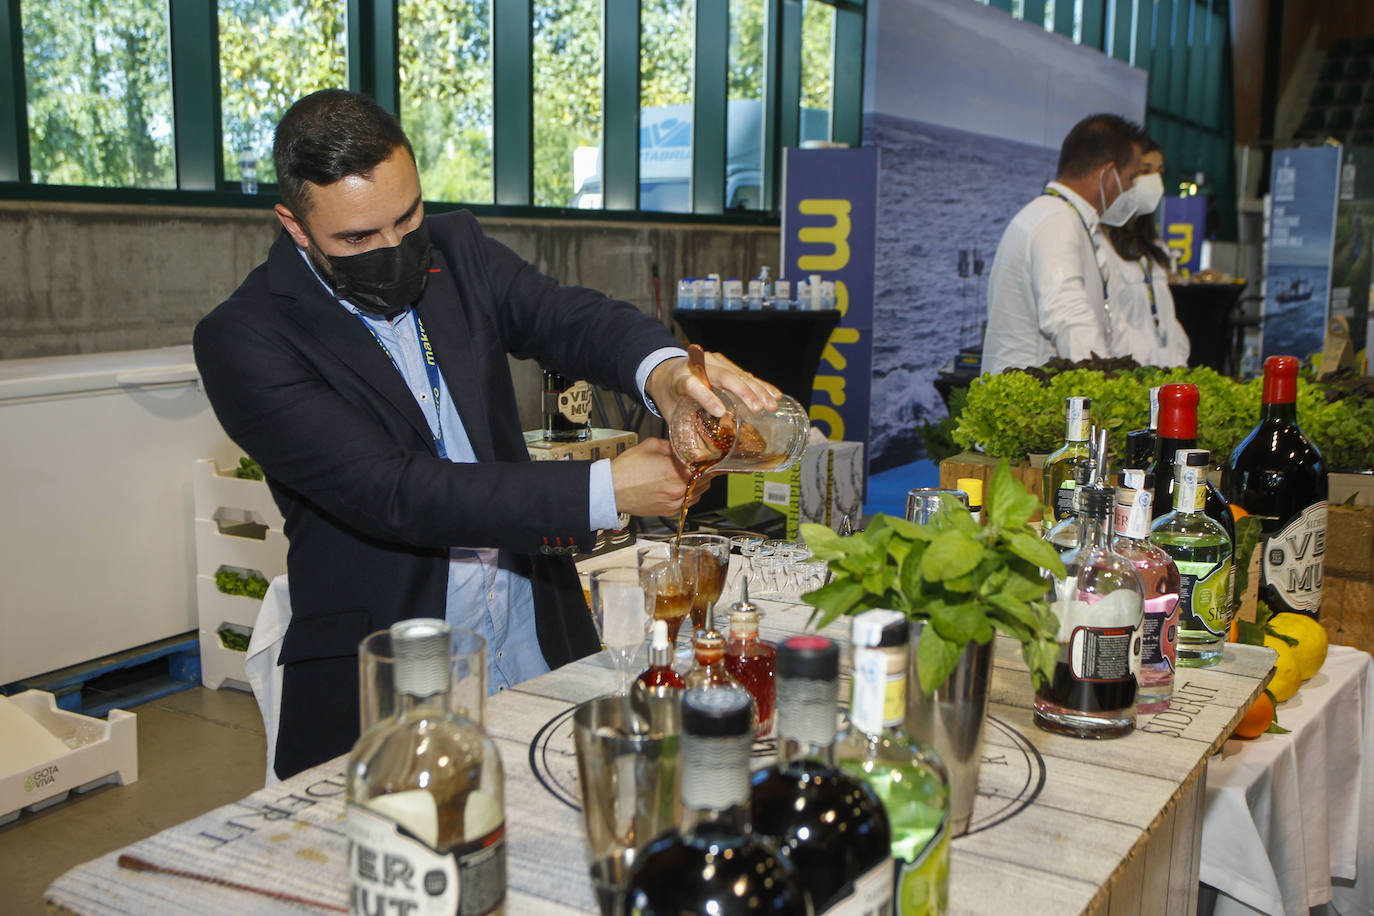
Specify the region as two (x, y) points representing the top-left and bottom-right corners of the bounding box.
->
(645, 350), (782, 420)
(610, 438), (711, 517)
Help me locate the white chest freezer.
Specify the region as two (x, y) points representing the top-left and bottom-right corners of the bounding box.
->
(0, 346), (239, 683)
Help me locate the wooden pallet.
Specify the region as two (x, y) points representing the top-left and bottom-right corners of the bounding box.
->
(2, 633), (200, 717)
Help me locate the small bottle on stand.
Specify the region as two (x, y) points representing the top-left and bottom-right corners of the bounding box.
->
(1113, 469), (1181, 713)
(542, 369), (592, 441)
(635, 619), (684, 698)
(722, 586), (776, 738)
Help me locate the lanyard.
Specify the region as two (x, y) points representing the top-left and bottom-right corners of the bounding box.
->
(1044, 186), (1110, 300)
(357, 311), (448, 459)
(1140, 258), (1167, 347)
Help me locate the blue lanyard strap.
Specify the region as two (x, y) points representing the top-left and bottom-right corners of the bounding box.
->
(357, 311), (448, 459)
(1140, 258), (1166, 346)
(1044, 186), (1109, 299)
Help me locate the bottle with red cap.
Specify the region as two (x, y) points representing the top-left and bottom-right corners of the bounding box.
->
(1223, 355), (1328, 618)
(1150, 383), (1236, 545)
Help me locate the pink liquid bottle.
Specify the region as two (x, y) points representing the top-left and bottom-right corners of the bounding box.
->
(1113, 469), (1181, 713)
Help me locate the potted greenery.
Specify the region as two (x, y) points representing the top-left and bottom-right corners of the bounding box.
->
(799, 460), (1063, 835)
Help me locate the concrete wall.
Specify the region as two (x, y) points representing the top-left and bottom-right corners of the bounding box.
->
(0, 201), (780, 430)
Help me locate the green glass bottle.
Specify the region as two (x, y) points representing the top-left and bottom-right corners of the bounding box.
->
(1150, 449), (1234, 667)
(1042, 396), (1092, 534)
(836, 610), (951, 915)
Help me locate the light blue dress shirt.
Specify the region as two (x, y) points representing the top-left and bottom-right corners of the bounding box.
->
(299, 248), (684, 692)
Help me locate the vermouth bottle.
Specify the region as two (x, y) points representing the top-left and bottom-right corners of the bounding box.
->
(1112, 470), (1181, 713)
(1042, 396), (1092, 533)
(1034, 480), (1145, 738)
(1151, 450), (1235, 667)
(623, 688), (809, 916)
(1223, 355), (1328, 618)
(835, 611), (951, 915)
(542, 369), (592, 441)
(1150, 384), (1235, 545)
(752, 636), (894, 914)
(346, 620), (506, 916)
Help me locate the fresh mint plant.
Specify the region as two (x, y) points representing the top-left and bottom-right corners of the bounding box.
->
(801, 461), (1064, 694)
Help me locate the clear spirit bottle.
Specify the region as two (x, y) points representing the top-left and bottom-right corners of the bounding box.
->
(1152, 449), (1235, 666)
(1042, 396), (1092, 533)
(835, 611), (952, 915)
(1112, 470), (1181, 712)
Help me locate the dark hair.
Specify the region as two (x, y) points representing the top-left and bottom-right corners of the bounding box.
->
(1106, 136), (1170, 268)
(1056, 113), (1144, 179)
(273, 89), (414, 217)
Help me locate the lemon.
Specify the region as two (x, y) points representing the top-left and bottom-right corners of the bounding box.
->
(1263, 635), (1302, 702)
(1268, 613), (1328, 680)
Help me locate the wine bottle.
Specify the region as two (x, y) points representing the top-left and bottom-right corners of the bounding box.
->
(1045, 458), (1098, 554)
(1112, 470), (1181, 713)
(1150, 384), (1235, 545)
(1222, 355), (1328, 618)
(634, 619), (684, 698)
(722, 591), (777, 737)
(751, 636), (894, 914)
(1151, 450), (1235, 667)
(346, 620), (506, 916)
(622, 688), (809, 916)
(1123, 387), (1160, 470)
(1035, 466), (1145, 739)
(835, 612), (952, 916)
(542, 369), (592, 441)
(1042, 396), (1092, 533)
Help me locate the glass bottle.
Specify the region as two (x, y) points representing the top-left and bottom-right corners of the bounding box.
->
(1151, 450), (1235, 667)
(1034, 478), (1145, 738)
(621, 688), (809, 916)
(1112, 470), (1181, 713)
(542, 369), (592, 441)
(1045, 459), (1096, 554)
(1042, 396), (1092, 533)
(635, 618), (684, 698)
(751, 636), (894, 914)
(1151, 384), (1235, 545)
(835, 611), (952, 916)
(346, 620), (506, 916)
(1123, 386), (1160, 470)
(1223, 355), (1328, 618)
(722, 591), (777, 738)
(684, 629), (757, 730)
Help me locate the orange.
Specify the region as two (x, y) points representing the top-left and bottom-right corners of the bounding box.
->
(1229, 503), (1250, 522)
(1234, 691), (1274, 739)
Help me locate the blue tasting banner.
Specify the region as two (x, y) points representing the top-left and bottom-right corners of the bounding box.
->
(1160, 196), (1207, 275)
(781, 147), (879, 457)
(1264, 147), (1342, 360)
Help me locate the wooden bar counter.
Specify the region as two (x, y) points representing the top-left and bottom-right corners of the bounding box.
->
(46, 598), (1273, 915)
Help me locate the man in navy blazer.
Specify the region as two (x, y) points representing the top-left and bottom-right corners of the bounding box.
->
(194, 90), (779, 778)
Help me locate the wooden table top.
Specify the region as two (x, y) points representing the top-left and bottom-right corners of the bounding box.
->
(46, 598), (1274, 915)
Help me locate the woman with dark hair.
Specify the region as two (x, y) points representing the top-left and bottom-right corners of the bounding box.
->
(1103, 140), (1190, 366)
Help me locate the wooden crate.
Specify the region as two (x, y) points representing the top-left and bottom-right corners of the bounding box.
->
(938, 451), (1043, 523)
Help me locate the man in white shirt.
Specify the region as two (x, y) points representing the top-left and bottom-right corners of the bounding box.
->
(981, 114), (1145, 375)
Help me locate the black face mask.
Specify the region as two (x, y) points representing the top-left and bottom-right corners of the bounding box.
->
(313, 222), (433, 318)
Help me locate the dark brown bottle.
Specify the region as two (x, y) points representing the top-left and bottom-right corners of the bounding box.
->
(1223, 356), (1328, 618)
(541, 369), (591, 441)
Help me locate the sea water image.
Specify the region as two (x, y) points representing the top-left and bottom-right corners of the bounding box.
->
(868, 113), (1058, 471)
(1263, 264), (1329, 360)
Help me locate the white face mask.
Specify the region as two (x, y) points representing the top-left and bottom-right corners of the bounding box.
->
(1131, 172), (1165, 215)
(1098, 166), (1138, 227)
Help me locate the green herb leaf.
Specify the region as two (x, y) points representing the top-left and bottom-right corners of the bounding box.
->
(929, 600), (994, 645)
(986, 460), (1038, 528)
(1004, 531), (1066, 576)
(915, 626), (963, 695)
(800, 523), (845, 557)
(1023, 637), (1059, 691)
(881, 515), (930, 540)
(1265, 721), (1292, 735)
(920, 532), (984, 581)
(1232, 515), (1262, 600)
(1234, 618), (1266, 646)
(802, 579), (866, 631)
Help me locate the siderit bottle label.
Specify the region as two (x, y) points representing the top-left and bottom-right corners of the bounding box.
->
(894, 815), (949, 916)
(1068, 625), (1141, 682)
(1261, 503), (1326, 613)
(348, 802), (506, 916)
(1053, 482), (1077, 521)
(1139, 594), (1180, 668)
(1176, 559), (1234, 635)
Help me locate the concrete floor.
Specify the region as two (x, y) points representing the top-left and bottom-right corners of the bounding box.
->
(0, 686), (267, 915)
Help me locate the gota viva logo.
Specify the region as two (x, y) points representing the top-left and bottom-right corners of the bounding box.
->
(25, 765), (60, 793)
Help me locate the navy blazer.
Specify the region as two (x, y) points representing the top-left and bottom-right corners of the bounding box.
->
(194, 209), (679, 776)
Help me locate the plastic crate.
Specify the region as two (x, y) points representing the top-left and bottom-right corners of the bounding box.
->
(193, 518), (288, 583)
(0, 691), (137, 825)
(192, 458), (284, 527)
(195, 574), (261, 690)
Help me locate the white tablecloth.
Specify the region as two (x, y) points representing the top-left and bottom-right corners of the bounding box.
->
(1201, 646), (1374, 916)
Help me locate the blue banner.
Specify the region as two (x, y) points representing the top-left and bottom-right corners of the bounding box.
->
(782, 147), (878, 460)
(1160, 195), (1206, 275)
(1264, 147), (1341, 360)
